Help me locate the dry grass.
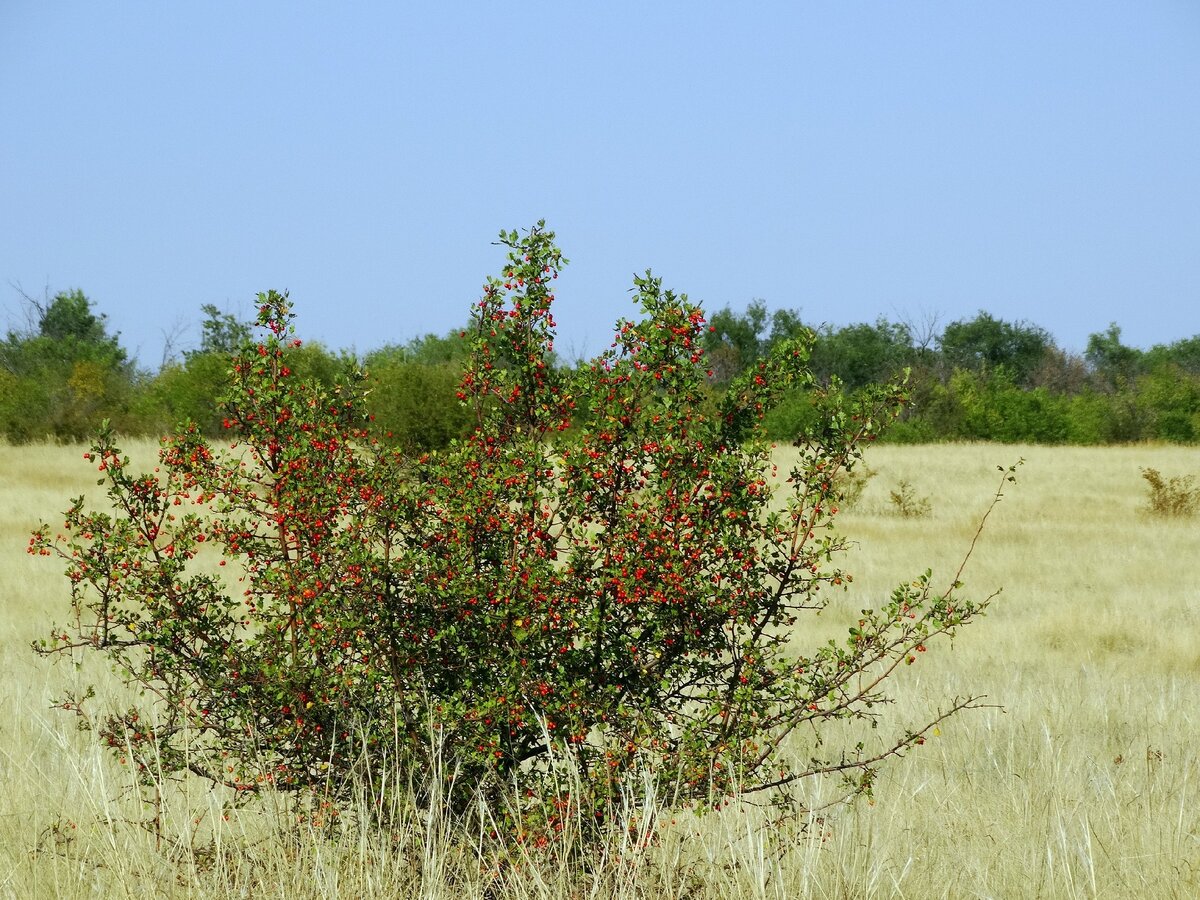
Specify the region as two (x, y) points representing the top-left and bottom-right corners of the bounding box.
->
(1, 439), (1198, 897)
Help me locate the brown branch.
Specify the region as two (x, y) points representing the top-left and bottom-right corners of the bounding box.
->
(741, 696), (998, 795)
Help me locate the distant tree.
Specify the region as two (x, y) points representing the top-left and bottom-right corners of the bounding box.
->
(365, 359), (472, 450)
(938, 311), (1054, 387)
(138, 305), (355, 438)
(1144, 335), (1200, 376)
(188, 304), (252, 359)
(1027, 345), (1090, 395)
(134, 304), (251, 436)
(1132, 364), (1200, 442)
(1, 288), (128, 375)
(362, 329), (473, 450)
(41, 289), (120, 346)
(895, 309), (943, 356)
(809, 319), (915, 392)
(766, 306), (810, 347)
(363, 329), (473, 373)
(0, 288), (135, 441)
(140, 354), (231, 435)
(702, 300), (771, 383)
(1085, 323), (1143, 391)
(398, 330), (472, 366)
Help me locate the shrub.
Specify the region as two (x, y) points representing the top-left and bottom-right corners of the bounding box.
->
(32, 223), (1008, 843)
(364, 358), (471, 450)
(888, 479), (933, 518)
(1140, 467), (1199, 518)
(1135, 366), (1200, 443)
(839, 463), (876, 508)
(133, 351), (231, 435)
(761, 385), (821, 440)
(879, 414), (940, 445)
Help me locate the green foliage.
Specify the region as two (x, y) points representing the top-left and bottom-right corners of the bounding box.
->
(1, 289), (127, 376)
(366, 330), (473, 367)
(1140, 468), (1199, 518)
(1135, 366), (1200, 442)
(35, 288), (128, 366)
(970, 376), (1069, 444)
(1144, 335), (1200, 375)
(2, 284), (1197, 448)
(129, 332), (355, 439)
(809, 319), (916, 392)
(1026, 345), (1091, 394)
(904, 369), (1064, 444)
(364, 357), (471, 450)
(0, 358), (136, 443)
(360, 332), (473, 450)
(1061, 391), (1114, 445)
(701, 300), (813, 386)
(1095, 389), (1156, 443)
(701, 299), (771, 382)
(134, 352), (232, 435)
(0, 370), (52, 442)
(189, 304), (252, 359)
(880, 357), (1200, 446)
(877, 415), (940, 444)
(0, 288), (135, 442)
(281, 340), (360, 390)
(939, 311), (1053, 387)
(33, 225), (1000, 844)
(1086, 323), (1143, 390)
(761, 386), (821, 441)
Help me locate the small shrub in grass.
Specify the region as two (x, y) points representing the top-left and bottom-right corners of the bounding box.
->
(31, 222), (1011, 846)
(835, 462), (875, 509)
(1140, 467), (1199, 517)
(888, 478), (933, 518)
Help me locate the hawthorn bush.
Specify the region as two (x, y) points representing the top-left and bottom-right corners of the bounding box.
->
(33, 223), (1008, 840)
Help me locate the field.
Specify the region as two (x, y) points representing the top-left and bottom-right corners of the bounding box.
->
(1, 440), (1197, 898)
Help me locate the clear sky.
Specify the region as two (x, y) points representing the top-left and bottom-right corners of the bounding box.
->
(2, 2), (1198, 367)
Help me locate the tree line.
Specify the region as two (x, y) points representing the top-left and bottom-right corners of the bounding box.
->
(2, 289), (1197, 446)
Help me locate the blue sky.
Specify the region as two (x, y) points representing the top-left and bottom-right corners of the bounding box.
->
(2, 2), (1197, 367)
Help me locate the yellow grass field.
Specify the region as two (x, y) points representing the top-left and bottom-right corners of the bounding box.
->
(1, 440), (1197, 898)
